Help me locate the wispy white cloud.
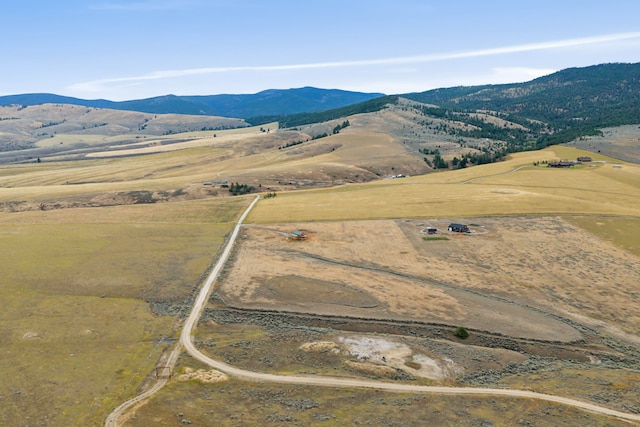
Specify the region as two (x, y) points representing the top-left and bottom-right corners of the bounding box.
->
(68, 32), (640, 93)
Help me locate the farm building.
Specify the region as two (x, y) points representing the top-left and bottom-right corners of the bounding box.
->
(548, 161), (575, 168)
(577, 156), (592, 162)
(448, 223), (469, 233)
(426, 227), (437, 234)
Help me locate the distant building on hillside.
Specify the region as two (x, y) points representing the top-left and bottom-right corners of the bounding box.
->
(548, 160), (575, 168)
(577, 156), (592, 162)
(448, 223), (469, 233)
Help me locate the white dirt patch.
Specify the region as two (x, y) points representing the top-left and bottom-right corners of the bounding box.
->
(177, 367), (228, 384)
(410, 354), (463, 380)
(338, 335), (461, 380)
(22, 332), (40, 340)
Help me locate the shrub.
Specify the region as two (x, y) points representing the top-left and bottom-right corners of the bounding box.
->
(454, 326), (469, 339)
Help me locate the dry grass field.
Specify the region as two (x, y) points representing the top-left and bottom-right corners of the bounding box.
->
(247, 147), (640, 223)
(122, 367), (626, 426)
(0, 197), (251, 426)
(1, 109), (639, 426)
(217, 216), (640, 337)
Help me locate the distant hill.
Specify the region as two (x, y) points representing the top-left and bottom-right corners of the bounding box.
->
(0, 87), (385, 118)
(255, 62), (640, 149)
(241, 62), (640, 170)
(402, 62), (640, 146)
(2, 62), (639, 168)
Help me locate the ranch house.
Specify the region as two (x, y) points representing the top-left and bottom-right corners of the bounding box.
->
(448, 223), (469, 233)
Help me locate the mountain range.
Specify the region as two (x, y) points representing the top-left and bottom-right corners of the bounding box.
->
(1, 62), (639, 160)
(0, 87), (384, 118)
(3, 63), (639, 136)
(250, 62), (640, 147)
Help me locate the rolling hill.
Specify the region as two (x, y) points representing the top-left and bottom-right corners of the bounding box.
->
(248, 62), (640, 167)
(2, 62), (640, 171)
(402, 62), (640, 146)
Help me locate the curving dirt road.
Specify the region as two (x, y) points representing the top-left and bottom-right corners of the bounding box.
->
(107, 194), (640, 425)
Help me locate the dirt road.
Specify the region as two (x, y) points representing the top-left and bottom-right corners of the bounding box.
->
(107, 194), (640, 425)
(105, 195), (260, 427)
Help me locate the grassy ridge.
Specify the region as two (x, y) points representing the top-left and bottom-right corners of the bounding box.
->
(248, 147), (640, 223)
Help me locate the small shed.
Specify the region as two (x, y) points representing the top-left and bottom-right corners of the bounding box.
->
(290, 230), (307, 240)
(448, 223), (469, 233)
(577, 156), (592, 162)
(426, 227), (437, 234)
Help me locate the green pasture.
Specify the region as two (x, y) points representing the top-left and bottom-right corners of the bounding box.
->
(0, 197), (249, 426)
(567, 216), (640, 257)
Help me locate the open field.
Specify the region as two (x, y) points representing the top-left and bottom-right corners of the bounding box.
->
(122, 361), (628, 426)
(0, 197), (250, 426)
(1, 114), (639, 426)
(0, 130), (428, 212)
(83, 123), (279, 158)
(193, 215), (640, 416)
(567, 216), (640, 257)
(216, 216), (640, 336)
(247, 147), (640, 222)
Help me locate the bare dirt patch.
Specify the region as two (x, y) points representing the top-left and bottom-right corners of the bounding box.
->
(22, 332), (40, 340)
(255, 275), (380, 308)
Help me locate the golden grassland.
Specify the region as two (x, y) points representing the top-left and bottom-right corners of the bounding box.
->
(0, 197), (251, 426)
(0, 130), (420, 203)
(247, 147), (640, 223)
(1, 123), (639, 426)
(36, 121), (279, 150)
(85, 122), (279, 158)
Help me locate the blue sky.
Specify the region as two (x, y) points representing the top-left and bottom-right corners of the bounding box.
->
(3, 0), (640, 100)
